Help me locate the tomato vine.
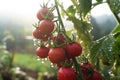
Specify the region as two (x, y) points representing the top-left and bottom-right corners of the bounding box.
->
(32, 0), (120, 80)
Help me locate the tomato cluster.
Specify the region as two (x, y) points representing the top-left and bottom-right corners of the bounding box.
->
(32, 7), (54, 41)
(81, 63), (102, 80)
(33, 4), (102, 80)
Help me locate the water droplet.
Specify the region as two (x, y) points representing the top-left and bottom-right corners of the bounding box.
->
(50, 63), (54, 67)
(44, 58), (48, 61)
(41, 61), (45, 64)
(36, 56), (40, 61)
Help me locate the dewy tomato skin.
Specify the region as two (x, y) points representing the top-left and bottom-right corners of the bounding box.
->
(37, 8), (48, 20)
(36, 8), (54, 20)
(32, 28), (41, 39)
(65, 42), (82, 58)
(58, 67), (76, 80)
(38, 20), (54, 35)
(48, 48), (66, 63)
(36, 47), (49, 58)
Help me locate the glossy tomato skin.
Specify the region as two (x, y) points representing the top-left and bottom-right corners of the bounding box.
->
(48, 48), (66, 63)
(36, 47), (49, 58)
(65, 42), (82, 58)
(32, 28), (41, 39)
(37, 8), (54, 20)
(88, 71), (102, 80)
(38, 20), (54, 35)
(58, 67), (76, 80)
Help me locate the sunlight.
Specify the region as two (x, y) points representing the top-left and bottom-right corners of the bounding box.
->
(0, 0), (41, 17)
(91, 3), (112, 17)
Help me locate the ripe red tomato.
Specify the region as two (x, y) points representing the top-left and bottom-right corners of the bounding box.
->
(52, 34), (66, 45)
(32, 28), (41, 39)
(37, 7), (54, 20)
(81, 63), (94, 69)
(36, 47), (49, 58)
(40, 34), (49, 41)
(48, 48), (66, 63)
(38, 20), (54, 35)
(65, 42), (82, 58)
(81, 63), (94, 80)
(58, 67), (76, 80)
(88, 71), (102, 80)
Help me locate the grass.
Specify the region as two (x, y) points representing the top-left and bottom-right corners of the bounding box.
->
(0, 51), (57, 73)
(13, 53), (57, 73)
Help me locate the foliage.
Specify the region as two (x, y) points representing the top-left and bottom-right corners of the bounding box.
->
(58, 0), (120, 79)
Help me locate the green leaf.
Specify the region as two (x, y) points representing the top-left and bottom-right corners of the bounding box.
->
(66, 5), (76, 17)
(78, 0), (92, 16)
(107, 0), (120, 14)
(96, 0), (103, 2)
(89, 35), (115, 65)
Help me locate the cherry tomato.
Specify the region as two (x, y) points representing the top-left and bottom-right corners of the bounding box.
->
(36, 47), (49, 58)
(38, 20), (54, 35)
(58, 67), (76, 80)
(81, 63), (94, 80)
(81, 63), (94, 69)
(48, 48), (66, 63)
(65, 42), (82, 58)
(52, 34), (66, 45)
(32, 28), (41, 39)
(88, 71), (102, 80)
(37, 7), (54, 20)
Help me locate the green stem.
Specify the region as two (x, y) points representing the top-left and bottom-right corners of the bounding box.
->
(72, 58), (85, 80)
(54, 0), (72, 43)
(55, 0), (66, 33)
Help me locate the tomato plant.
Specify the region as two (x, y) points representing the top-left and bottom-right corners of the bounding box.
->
(32, 0), (120, 80)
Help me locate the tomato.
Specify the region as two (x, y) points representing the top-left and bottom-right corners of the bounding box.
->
(81, 63), (94, 80)
(40, 34), (49, 41)
(88, 71), (102, 80)
(58, 67), (76, 80)
(65, 42), (82, 58)
(38, 20), (54, 35)
(32, 28), (41, 39)
(37, 7), (54, 20)
(48, 48), (66, 63)
(52, 34), (66, 45)
(81, 63), (94, 69)
(36, 47), (49, 58)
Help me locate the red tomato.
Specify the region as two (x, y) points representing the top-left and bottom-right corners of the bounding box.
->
(40, 34), (49, 41)
(81, 63), (94, 69)
(88, 71), (102, 80)
(38, 20), (54, 35)
(58, 67), (76, 80)
(65, 42), (82, 58)
(36, 47), (49, 58)
(48, 48), (66, 63)
(52, 34), (66, 45)
(37, 7), (54, 20)
(81, 63), (94, 80)
(32, 28), (41, 39)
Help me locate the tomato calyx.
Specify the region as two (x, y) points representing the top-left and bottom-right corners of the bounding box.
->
(56, 59), (73, 68)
